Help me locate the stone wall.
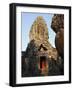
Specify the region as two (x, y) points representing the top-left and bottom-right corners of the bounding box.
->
(22, 16), (64, 77)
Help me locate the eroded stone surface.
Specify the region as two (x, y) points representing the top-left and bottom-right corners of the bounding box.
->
(22, 16), (64, 77)
(51, 14), (64, 33)
(51, 14), (64, 58)
(29, 16), (49, 42)
(28, 16), (58, 60)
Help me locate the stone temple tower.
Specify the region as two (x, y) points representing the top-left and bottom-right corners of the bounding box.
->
(22, 16), (59, 77)
(29, 16), (58, 60)
(29, 16), (49, 42)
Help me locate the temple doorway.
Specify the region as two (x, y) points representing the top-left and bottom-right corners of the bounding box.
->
(40, 56), (46, 69)
(39, 56), (48, 75)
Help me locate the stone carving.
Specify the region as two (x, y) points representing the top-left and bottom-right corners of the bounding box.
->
(22, 16), (64, 77)
(29, 16), (49, 42)
(51, 14), (64, 58)
(29, 16), (58, 60)
(51, 14), (64, 33)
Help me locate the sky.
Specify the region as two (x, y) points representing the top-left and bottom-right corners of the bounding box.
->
(21, 12), (56, 51)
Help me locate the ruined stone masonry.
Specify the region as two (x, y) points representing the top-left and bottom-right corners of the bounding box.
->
(51, 14), (64, 58)
(22, 16), (64, 77)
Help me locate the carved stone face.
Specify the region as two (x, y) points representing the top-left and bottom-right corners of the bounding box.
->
(51, 14), (64, 58)
(51, 14), (64, 33)
(29, 16), (49, 41)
